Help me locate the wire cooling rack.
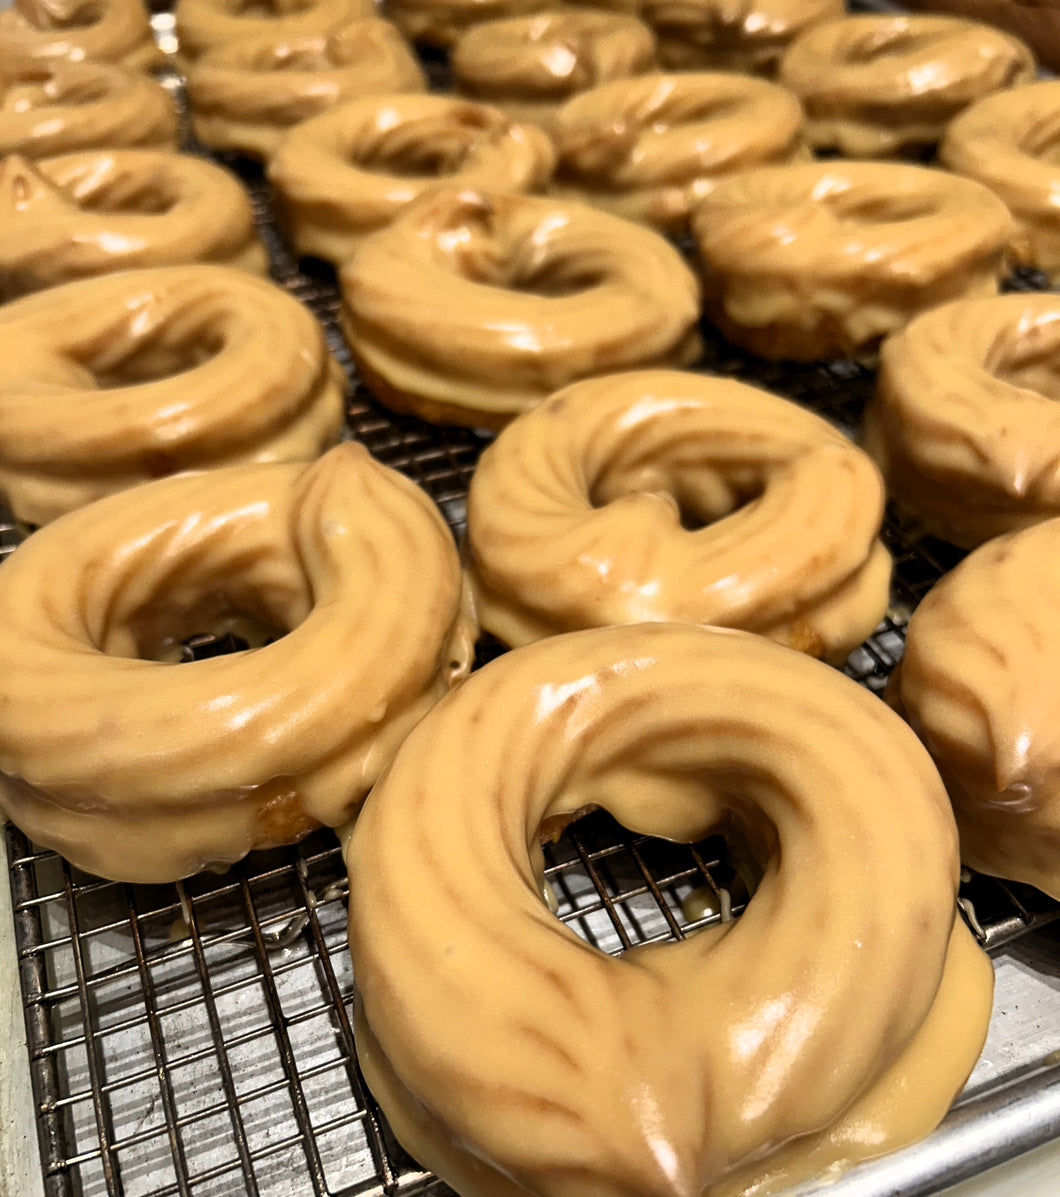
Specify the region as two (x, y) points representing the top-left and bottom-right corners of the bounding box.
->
(5, 15), (1060, 1196)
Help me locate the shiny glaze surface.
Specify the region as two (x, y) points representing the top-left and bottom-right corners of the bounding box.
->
(347, 623), (992, 1197)
(0, 58), (178, 158)
(641, 0), (842, 73)
(466, 370), (890, 662)
(893, 518), (1060, 901)
(0, 264), (346, 524)
(941, 80), (1060, 283)
(0, 148), (268, 298)
(173, 0), (374, 61)
(340, 188), (701, 427)
(269, 94), (554, 265)
(0, 0), (163, 72)
(0, 443), (477, 883)
(187, 18), (426, 161)
(451, 10), (657, 134)
(863, 293), (1060, 549)
(381, 0), (548, 50)
(691, 160), (1013, 360)
(553, 71), (806, 232)
(779, 13), (1035, 158)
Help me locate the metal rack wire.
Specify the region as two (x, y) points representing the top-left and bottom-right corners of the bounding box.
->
(4, 33), (1060, 1197)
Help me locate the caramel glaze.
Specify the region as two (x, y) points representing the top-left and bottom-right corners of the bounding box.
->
(0, 59), (178, 159)
(0, 0), (163, 74)
(0, 443), (477, 884)
(269, 94), (554, 266)
(891, 518), (1060, 901)
(466, 370), (890, 664)
(347, 623), (993, 1197)
(641, 0), (843, 74)
(779, 14), (1035, 159)
(382, 0), (549, 49)
(863, 293), (1060, 549)
(941, 80), (1060, 283)
(0, 265), (346, 525)
(690, 160), (1012, 361)
(0, 149), (267, 299)
(340, 188), (701, 428)
(451, 10), (657, 136)
(173, 0), (374, 62)
(553, 72), (806, 234)
(186, 19), (426, 162)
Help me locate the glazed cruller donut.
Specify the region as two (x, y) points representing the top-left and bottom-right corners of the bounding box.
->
(0, 443), (477, 884)
(348, 622), (993, 1197)
(779, 13), (1035, 158)
(466, 370), (891, 661)
(0, 0), (163, 73)
(0, 59), (178, 159)
(269, 94), (555, 266)
(186, 19), (427, 162)
(340, 188), (701, 427)
(0, 148), (267, 299)
(691, 160), (1013, 360)
(0, 265), (347, 526)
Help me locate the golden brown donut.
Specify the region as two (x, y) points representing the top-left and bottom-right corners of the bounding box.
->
(890, 519), (1060, 901)
(941, 81), (1060, 283)
(0, 149), (267, 299)
(553, 71), (806, 233)
(466, 370), (891, 662)
(451, 10), (657, 135)
(0, 0), (163, 73)
(641, 0), (843, 73)
(340, 188), (701, 428)
(0, 442), (477, 884)
(0, 59), (178, 159)
(347, 622), (993, 1197)
(691, 160), (1013, 361)
(174, 0), (375, 62)
(186, 19), (426, 162)
(269, 95), (554, 266)
(863, 294), (1060, 549)
(779, 14), (1035, 158)
(901, 0), (1060, 73)
(0, 265), (347, 526)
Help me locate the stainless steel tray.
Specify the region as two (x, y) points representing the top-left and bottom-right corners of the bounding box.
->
(4, 6), (1060, 1193)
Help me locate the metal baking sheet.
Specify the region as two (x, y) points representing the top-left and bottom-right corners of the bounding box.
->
(4, 4), (1060, 1194)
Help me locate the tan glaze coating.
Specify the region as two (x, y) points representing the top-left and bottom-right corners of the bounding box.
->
(340, 188), (701, 428)
(0, 0), (163, 73)
(0, 149), (267, 300)
(553, 72), (805, 234)
(451, 11), (657, 136)
(0, 265), (346, 526)
(347, 622), (993, 1197)
(941, 81), (1060, 283)
(902, 0), (1060, 73)
(382, 0), (548, 49)
(863, 294), (1060, 549)
(641, 0), (843, 73)
(269, 94), (554, 265)
(186, 20), (426, 162)
(465, 370), (890, 663)
(173, 0), (374, 62)
(890, 519), (1060, 901)
(779, 14), (1034, 159)
(0, 59), (178, 159)
(0, 443), (477, 884)
(691, 160), (1012, 362)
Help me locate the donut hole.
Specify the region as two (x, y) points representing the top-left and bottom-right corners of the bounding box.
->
(352, 120), (486, 178)
(986, 321), (1060, 399)
(1018, 120), (1060, 166)
(505, 255), (606, 298)
(827, 189), (939, 226)
(67, 172), (182, 216)
(840, 28), (945, 65)
(27, 0), (103, 31)
(88, 326), (225, 388)
(589, 463), (765, 531)
(229, 0), (315, 17)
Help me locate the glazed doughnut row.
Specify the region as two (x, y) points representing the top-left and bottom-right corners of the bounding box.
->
(2, 2), (1059, 1197)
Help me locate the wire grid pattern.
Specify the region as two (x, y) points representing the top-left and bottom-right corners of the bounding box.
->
(4, 55), (1060, 1197)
